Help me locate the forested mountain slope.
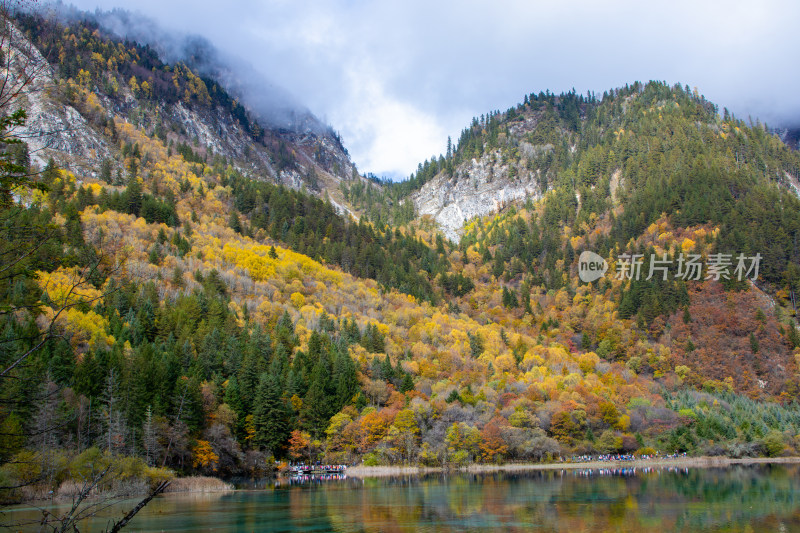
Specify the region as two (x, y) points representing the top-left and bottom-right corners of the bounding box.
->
(358, 83), (800, 247)
(13, 12), (368, 213)
(349, 82), (800, 399)
(1, 9), (800, 504)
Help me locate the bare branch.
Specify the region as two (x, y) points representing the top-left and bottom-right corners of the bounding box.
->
(0, 249), (118, 377)
(104, 480), (171, 533)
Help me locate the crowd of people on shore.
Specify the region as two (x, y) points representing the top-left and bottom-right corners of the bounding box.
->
(288, 464), (347, 475)
(569, 452), (688, 463)
(282, 454), (697, 484)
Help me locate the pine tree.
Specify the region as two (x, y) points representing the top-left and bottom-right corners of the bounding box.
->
(301, 353), (334, 438)
(228, 210), (242, 233)
(468, 332), (484, 359)
(102, 368), (126, 453)
(502, 286), (518, 308)
(253, 370), (290, 454)
(248, 325), (272, 364)
(380, 353), (395, 381)
(142, 405), (159, 466)
(399, 372), (414, 393)
(287, 352), (308, 399)
(124, 178), (143, 215)
(237, 352), (261, 413)
(331, 349), (359, 407)
(788, 323), (800, 349)
(223, 377), (245, 433)
(749, 333), (760, 354)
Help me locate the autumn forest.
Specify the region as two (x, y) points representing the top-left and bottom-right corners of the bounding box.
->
(2, 8), (800, 507)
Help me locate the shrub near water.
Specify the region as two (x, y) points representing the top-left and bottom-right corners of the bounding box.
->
(0, 447), (174, 504)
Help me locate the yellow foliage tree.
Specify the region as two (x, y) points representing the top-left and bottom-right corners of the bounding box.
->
(290, 292), (305, 308)
(192, 440), (219, 471)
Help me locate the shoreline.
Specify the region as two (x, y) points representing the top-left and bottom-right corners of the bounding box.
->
(10, 458), (799, 506)
(346, 456), (800, 478)
(3, 476), (235, 507)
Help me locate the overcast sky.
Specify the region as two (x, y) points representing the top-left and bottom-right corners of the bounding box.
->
(67, 0), (800, 179)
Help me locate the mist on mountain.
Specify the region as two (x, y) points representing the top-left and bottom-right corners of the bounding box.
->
(39, 2), (330, 135)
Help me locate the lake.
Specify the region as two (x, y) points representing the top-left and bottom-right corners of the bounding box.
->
(5, 464), (800, 531)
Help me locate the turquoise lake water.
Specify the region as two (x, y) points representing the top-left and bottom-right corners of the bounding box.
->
(5, 464), (800, 532)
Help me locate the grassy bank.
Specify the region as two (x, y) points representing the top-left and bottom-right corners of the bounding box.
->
(165, 476), (234, 493)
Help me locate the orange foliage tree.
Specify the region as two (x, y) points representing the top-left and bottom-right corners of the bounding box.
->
(288, 429), (311, 462)
(480, 418), (508, 463)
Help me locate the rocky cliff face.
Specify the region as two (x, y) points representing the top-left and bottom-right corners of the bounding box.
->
(411, 153), (541, 241)
(410, 110), (560, 241)
(157, 101), (356, 194)
(9, 24), (112, 175)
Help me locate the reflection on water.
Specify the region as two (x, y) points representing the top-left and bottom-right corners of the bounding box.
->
(6, 464), (800, 532)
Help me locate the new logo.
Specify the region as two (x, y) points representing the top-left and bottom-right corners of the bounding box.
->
(578, 251), (607, 283)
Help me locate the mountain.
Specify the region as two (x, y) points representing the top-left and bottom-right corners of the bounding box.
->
(12, 10), (365, 212)
(777, 127), (800, 153)
(380, 85), (800, 242)
(385, 81), (800, 395)
(2, 8), (800, 506)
